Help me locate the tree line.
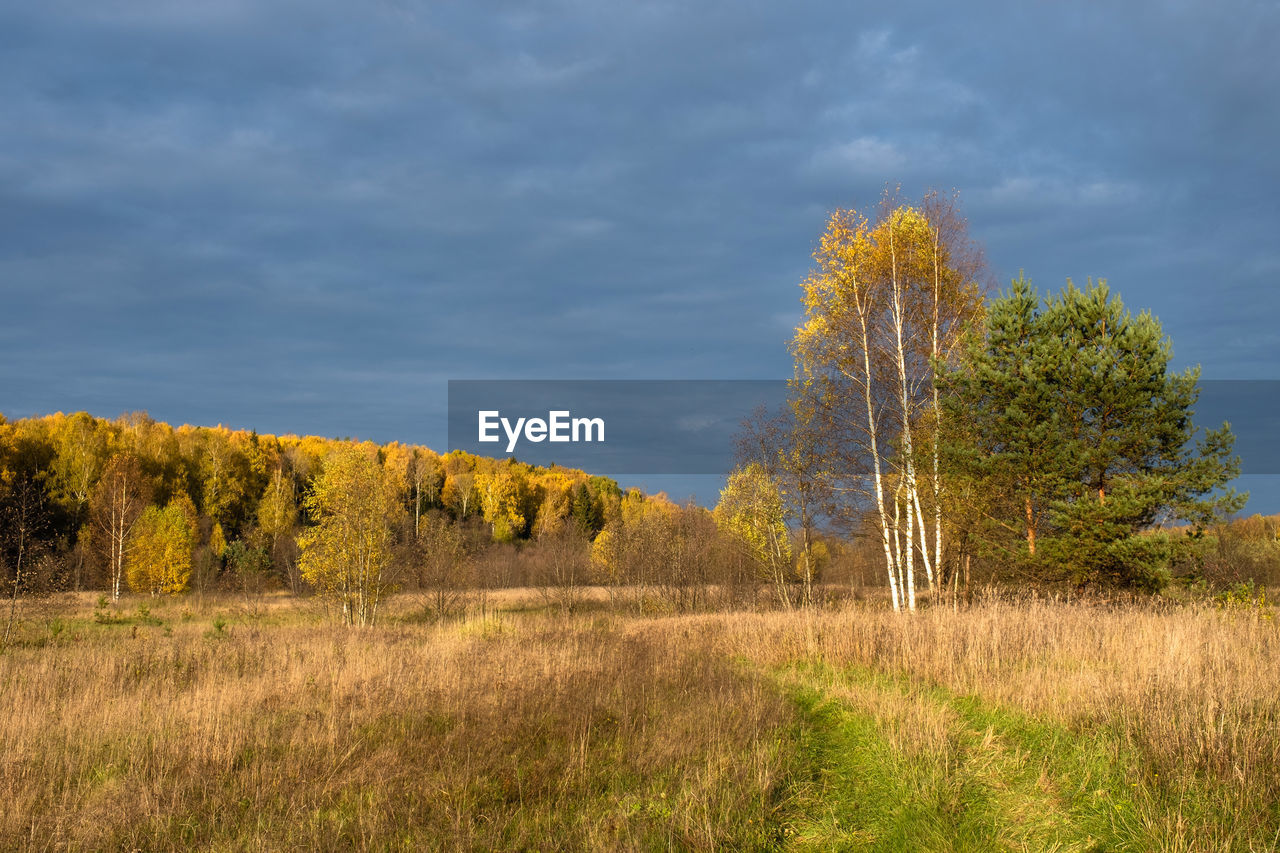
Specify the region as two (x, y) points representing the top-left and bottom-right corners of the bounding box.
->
(0, 413), (618, 599)
(0, 411), (842, 626)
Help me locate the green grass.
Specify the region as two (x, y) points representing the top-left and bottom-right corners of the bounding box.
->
(773, 662), (1160, 852)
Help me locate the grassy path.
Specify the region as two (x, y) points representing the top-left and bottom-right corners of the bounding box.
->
(771, 662), (1156, 852)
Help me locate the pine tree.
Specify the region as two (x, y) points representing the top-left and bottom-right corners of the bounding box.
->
(570, 482), (603, 537)
(940, 277), (1244, 589)
(939, 274), (1075, 559)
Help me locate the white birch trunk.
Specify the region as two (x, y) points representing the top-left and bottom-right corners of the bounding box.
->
(113, 481), (125, 601)
(912, 489), (935, 594)
(893, 481), (906, 603)
(856, 291), (900, 613)
(889, 217), (919, 611)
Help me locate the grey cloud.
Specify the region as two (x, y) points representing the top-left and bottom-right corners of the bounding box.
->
(2, 0), (1277, 503)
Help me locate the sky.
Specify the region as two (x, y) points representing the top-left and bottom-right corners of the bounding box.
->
(2, 1), (1278, 507)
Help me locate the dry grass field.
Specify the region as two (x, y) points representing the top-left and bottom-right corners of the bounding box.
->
(2, 590), (1278, 851)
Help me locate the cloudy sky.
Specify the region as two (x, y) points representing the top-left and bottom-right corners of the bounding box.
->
(3, 1), (1277, 505)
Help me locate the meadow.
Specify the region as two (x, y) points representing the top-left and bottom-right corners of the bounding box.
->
(2, 590), (1278, 851)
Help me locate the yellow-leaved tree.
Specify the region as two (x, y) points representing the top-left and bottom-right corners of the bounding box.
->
(715, 463), (793, 608)
(91, 453), (151, 601)
(478, 465), (528, 543)
(299, 442), (404, 626)
(791, 190), (985, 611)
(126, 501), (194, 595)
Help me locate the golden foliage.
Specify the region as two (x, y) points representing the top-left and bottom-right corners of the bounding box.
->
(298, 442), (404, 626)
(126, 501), (194, 595)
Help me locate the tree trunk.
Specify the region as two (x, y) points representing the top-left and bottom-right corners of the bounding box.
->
(912, 491), (935, 596)
(800, 513), (814, 608)
(930, 223), (945, 588)
(3, 521), (24, 646)
(890, 219), (919, 612)
(856, 297), (900, 612)
(1025, 496), (1036, 556)
(893, 482), (907, 605)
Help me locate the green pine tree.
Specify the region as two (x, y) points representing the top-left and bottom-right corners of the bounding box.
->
(570, 482), (604, 537)
(940, 276), (1244, 589)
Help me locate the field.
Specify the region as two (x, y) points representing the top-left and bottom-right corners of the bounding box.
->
(2, 590), (1279, 852)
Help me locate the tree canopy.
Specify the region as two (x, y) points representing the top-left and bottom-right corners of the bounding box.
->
(938, 275), (1244, 589)
(127, 501), (194, 596)
(299, 442), (406, 626)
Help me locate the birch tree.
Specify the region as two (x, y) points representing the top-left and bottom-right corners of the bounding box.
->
(89, 454), (151, 601)
(736, 403), (825, 607)
(715, 463), (794, 608)
(126, 501), (194, 595)
(408, 449), (443, 537)
(50, 411), (112, 526)
(792, 191), (984, 610)
(299, 443), (404, 626)
(256, 466), (300, 590)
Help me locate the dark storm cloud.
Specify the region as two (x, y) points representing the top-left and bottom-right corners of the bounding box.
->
(2, 0), (1277, 502)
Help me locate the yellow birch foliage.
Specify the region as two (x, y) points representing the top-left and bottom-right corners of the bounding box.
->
(126, 501), (194, 595)
(298, 442), (403, 626)
(714, 463), (791, 579)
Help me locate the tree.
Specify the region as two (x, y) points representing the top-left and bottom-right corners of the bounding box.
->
(737, 403), (826, 606)
(194, 426), (252, 532)
(298, 443), (404, 626)
(1, 426), (53, 644)
(656, 502), (723, 613)
(225, 538), (273, 610)
(441, 454), (478, 519)
(939, 276), (1245, 589)
(49, 411), (112, 530)
(478, 465), (529, 542)
(126, 501), (194, 595)
(411, 511), (470, 619)
(406, 448), (444, 537)
(530, 525), (591, 614)
(532, 470), (575, 539)
(715, 463), (794, 608)
(168, 491), (211, 592)
(256, 466), (300, 590)
(570, 482), (605, 537)
(209, 522), (227, 564)
(937, 275), (1065, 562)
(792, 190), (985, 610)
(89, 454), (151, 601)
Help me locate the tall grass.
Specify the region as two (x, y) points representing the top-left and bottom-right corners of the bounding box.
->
(1, 595), (794, 851)
(716, 598), (1280, 850)
(2, 592), (1277, 850)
